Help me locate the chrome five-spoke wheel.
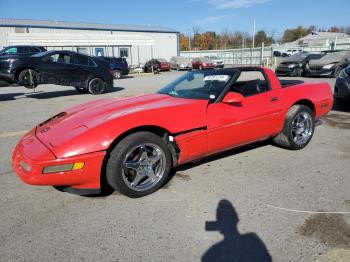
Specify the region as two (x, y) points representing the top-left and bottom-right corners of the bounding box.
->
(291, 111), (313, 146)
(122, 144), (166, 192)
(106, 131), (172, 197)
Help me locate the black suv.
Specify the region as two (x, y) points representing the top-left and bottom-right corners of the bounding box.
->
(97, 56), (129, 79)
(0, 50), (113, 94)
(0, 45), (46, 57)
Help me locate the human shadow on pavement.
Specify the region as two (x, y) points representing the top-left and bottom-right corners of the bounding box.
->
(202, 199), (272, 262)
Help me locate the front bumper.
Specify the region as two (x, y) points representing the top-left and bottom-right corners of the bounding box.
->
(12, 129), (106, 193)
(305, 67), (333, 76)
(0, 72), (15, 82)
(275, 67), (299, 76)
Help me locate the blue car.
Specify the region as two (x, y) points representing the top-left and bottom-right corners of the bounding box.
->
(97, 56), (129, 79)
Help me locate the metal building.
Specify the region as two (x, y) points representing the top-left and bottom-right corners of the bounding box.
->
(0, 18), (179, 66)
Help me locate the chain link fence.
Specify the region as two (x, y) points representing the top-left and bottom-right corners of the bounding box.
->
(180, 43), (350, 69)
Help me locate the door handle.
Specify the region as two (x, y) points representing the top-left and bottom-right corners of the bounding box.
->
(270, 97), (279, 102)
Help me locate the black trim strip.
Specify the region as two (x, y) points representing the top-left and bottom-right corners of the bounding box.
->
(174, 126), (207, 136)
(55, 186), (101, 196)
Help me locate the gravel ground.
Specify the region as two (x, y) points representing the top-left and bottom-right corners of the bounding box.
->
(0, 70), (350, 262)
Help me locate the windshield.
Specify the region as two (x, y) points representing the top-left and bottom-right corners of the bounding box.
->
(284, 52), (309, 62)
(158, 70), (237, 100)
(177, 57), (190, 63)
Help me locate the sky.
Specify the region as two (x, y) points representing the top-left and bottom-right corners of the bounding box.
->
(0, 0), (349, 37)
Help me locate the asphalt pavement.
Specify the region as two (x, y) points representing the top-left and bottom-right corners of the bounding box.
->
(0, 71), (350, 262)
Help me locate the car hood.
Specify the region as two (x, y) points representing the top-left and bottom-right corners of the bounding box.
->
(309, 52), (346, 66)
(35, 94), (209, 157)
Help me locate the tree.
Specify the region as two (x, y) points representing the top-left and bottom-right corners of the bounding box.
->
(179, 34), (190, 51)
(282, 26), (310, 43)
(254, 30), (273, 47)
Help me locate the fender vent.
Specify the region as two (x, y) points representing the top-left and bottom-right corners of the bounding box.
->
(39, 112), (67, 126)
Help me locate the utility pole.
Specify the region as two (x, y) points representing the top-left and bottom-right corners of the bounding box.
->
(188, 29), (191, 51)
(252, 19), (256, 48)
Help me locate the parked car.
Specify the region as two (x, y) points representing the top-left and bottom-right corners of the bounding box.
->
(334, 65), (350, 103)
(205, 56), (225, 68)
(282, 49), (302, 57)
(305, 51), (350, 77)
(275, 52), (324, 77)
(12, 67), (333, 198)
(170, 56), (192, 70)
(0, 45), (46, 57)
(0, 50), (113, 94)
(273, 51), (282, 57)
(192, 57), (215, 69)
(96, 56), (129, 79)
(143, 58), (171, 73)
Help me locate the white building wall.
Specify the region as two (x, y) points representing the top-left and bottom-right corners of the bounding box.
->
(0, 26), (178, 66)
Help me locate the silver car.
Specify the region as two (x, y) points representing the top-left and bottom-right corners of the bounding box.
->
(170, 56), (193, 70)
(205, 56), (225, 68)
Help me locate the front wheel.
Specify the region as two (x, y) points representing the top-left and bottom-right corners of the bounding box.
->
(273, 105), (315, 150)
(334, 66), (342, 78)
(106, 132), (172, 198)
(18, 69), (40, 88)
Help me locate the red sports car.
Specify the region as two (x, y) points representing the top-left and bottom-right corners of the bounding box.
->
(12, 67), (333, 198)
(192, 57), (215, 70)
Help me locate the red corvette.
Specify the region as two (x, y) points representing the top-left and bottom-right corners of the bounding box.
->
(12, 67), (333, 197)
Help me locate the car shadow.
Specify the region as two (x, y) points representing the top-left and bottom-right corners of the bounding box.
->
(0, 86), (125, 101)
(202, 199), (272, 262)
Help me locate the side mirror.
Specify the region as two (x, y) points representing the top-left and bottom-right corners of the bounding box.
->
(222, 92), (244, 105)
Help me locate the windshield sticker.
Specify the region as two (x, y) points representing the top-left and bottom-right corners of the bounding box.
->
(203, 75), (229, 82)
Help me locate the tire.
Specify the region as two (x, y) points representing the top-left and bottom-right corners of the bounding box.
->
(88, 78), (106, 95)
(113, 70), (123, 79)
(74, 86), (87, 93)
(106, 132), (172, 198)
(273, 105), (315, 150)
(334, 66), (342, 78)
(18, 69), (40, 88)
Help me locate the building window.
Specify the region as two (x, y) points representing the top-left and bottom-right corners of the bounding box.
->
(95, 48), (104, 57)
(120, 47), (129, 58)
(77, 47), (88, 55)
(15, 27), (25, 33)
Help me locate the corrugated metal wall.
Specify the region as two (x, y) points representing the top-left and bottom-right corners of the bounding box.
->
(0, 26), (178, 66)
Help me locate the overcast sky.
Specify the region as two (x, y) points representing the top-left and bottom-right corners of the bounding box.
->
(0, 0), (349, 37)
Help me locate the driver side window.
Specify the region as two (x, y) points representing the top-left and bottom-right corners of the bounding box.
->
(230, 71), (270, 97)
(45, 53), (71, 64)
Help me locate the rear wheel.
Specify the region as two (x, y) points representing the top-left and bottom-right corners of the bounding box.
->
(113, 70), (123, 79)
(273, 105), (315, 150)
(106, 132), (172, 198)
(88, 78), (106, 95)
(18, 69), (40, 88)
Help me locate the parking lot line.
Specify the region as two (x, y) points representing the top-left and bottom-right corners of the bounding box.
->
(0, 130), (27, 138)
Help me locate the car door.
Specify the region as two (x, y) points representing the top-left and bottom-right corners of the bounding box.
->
(206, 70), (283, 154)
(69, 53), (92, 87)
(39, 51), (72, 85)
